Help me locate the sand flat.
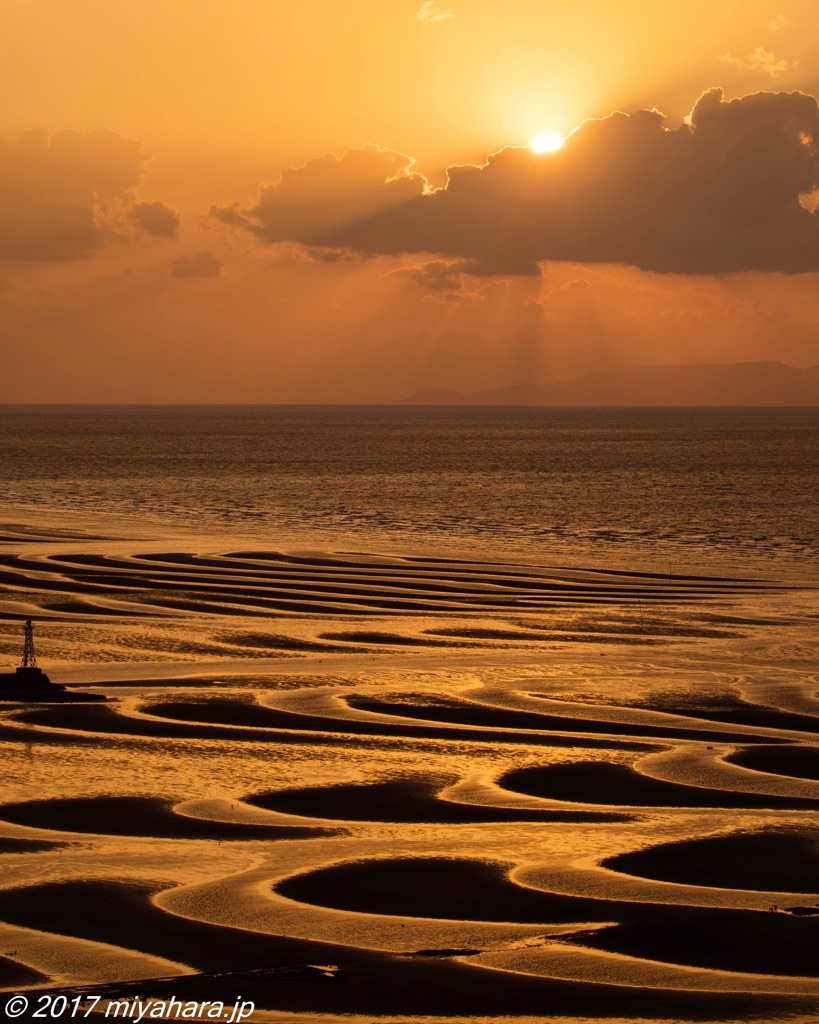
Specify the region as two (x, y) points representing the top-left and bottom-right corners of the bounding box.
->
(1, 533), (817, 1022)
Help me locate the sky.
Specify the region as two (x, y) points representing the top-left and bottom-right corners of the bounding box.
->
(1, 0), (819, 403)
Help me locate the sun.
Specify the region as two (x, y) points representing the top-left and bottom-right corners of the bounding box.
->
(530, 131), (564, 154)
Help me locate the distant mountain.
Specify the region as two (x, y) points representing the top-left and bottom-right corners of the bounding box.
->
(399, 361), (819, 407)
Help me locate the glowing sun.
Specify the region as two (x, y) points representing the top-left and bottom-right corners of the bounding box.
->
(530, 131), (564, 154)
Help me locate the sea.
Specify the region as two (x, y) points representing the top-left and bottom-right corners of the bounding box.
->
(1, 404), (817, 578)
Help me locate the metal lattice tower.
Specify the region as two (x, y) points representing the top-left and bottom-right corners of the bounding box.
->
(21, 619), (37, 669)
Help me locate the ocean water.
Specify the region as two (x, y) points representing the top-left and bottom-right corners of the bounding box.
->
(1, 404), (817, 575)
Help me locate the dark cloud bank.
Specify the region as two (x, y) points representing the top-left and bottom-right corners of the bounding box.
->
(216, 88), (819, 276)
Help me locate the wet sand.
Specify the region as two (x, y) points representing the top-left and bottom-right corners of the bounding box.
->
(245, 777), (634, 823)
(603, 826), (819, 892)
(275, 856), (819, 975)
(499, 761), (819, 809)
(0, 532), (818, 1023)
(0, 880), (811, 1020)
(726, 744), (819, 781)
(0, 796), (341, 841)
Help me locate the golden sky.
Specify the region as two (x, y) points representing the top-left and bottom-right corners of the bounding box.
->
(2, 0), (819, 402)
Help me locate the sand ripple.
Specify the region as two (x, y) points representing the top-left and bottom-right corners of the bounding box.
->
(0, 878), (807, 1018)
(1, 537), (817, 1019)
(245, 778), (633, 824)
(276, 855), (819, 976)
(603, 825), (819, 893)
(499, 761), (819, 809)
(726, 744), (819, 781)
(0, 548), (787, 641)
(0, 796), (340, 841)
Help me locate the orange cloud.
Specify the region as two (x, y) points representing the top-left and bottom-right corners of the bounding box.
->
(131, 200), (180, 238)
(218, 88), (819, 276)
(720, 47), (797, 78)
(213, 146), (427, 243)
(0, 127), (181, 260)
(392, 259), (472, 292)
(417, 1), (454, 23)
(0, 128), (144, 260)
(170, 251), (222, 278)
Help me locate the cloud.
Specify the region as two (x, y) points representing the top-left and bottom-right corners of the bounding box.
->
(768, 13), (787, 32)
(170, 250), (222, 278)
(131, 200), (180, 238)
(392, 259), (472, 291)
(417, 1), (454, 23)
(302, 246), (365, 263)
(220, 88), (819, 276)
(212, 145), (428, 243)
(0, 127), (149, 260)
(720, 47), (797, 78)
